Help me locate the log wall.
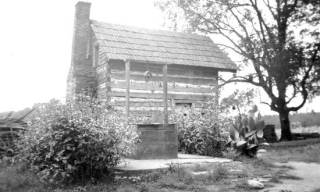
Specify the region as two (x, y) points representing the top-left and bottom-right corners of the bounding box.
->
(96, 59), (218, 121)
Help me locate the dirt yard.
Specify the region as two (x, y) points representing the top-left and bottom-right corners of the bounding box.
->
(1, 143), (320, 192)
(266, 161), (320, 192)
(259, 143), (320, 192)
(111, 142), (320, 192)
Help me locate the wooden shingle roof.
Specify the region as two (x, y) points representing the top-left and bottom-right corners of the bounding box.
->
(91, 20), (236, 71)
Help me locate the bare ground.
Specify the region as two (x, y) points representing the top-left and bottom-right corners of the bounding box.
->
(265, 161), (320, 192)
(258, 143), (320, 192)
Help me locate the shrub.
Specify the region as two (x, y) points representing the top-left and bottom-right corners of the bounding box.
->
(171, 99), (230, 157)
(17, 96), (138, 184)
(228, 105), (267, 158)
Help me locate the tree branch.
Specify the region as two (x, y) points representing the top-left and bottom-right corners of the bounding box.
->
(262, 0), (277, 19)
(249, 0), (275, 44)
(288, 43), (320, 111)
(219, 75), (262, 87)
(215, 43), (243, 55)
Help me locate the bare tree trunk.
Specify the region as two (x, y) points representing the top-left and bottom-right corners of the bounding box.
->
(279, 110), (292, 141)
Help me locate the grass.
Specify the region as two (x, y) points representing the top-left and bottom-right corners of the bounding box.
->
(0, 152), (315, 192)
(2, 140), (320, 191)
(263, 112), (320, 128)
(0, 161), (46, 192)
(56, 158), (281, 192)
(274, 125), (320, 140)
(0, 158), (293, 192)
(0, 159), (263, 192)
(135, 163), (231, 191)
(262, 143), (320, 163)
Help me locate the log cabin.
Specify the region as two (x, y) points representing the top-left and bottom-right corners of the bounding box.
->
(67, 1), (237, 123)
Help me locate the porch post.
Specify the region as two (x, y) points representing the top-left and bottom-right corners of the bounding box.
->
(163, 63), (168, 125)
(105, 59), (111, 102)
(125, 60), (130, 124)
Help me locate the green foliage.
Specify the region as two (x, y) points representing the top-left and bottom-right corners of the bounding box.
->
(165, 163), (230, 186)
(220, 89), (255, 115)
(0, 160), (44, 192)
(228, 105), (266, 157)
(17, 96), (138, 184)
(205, 164), (229, 182)
(171, 98), (230, 157)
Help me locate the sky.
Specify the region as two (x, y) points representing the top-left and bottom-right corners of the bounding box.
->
(0, 0), (165, 112)
(0, 0), (318, 114)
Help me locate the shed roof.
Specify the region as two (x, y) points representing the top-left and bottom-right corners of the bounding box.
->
(91, 20), (236, 71)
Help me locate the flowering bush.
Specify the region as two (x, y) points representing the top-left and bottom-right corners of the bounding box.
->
(171, 99), (230, 157)
(18, 96), (138, 184)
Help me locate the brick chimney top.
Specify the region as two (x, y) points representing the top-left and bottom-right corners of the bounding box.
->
(76, 1), (91, 7)
(75, 1), (91, 16)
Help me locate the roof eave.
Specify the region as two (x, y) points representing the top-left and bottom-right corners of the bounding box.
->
(109, 58), (237, 72)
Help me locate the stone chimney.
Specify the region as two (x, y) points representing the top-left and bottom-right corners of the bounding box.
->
(67, 1), (96, 100)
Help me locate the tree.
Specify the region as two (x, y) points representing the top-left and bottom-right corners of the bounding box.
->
(220, 89), (255, 116)
(156, 0), (320, 140)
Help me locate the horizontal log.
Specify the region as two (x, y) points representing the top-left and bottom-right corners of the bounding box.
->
(109, 95), (214, 105)
(112, 105), (204, 113)
(110, 96), (163, 102)
(107, 81), (213, 93)
(110, 108), (174, 115)
(109, 91), (209, 101)
(114, 106), (173, 111)
(110, 73), (217, 85)
(111, 79), (213, 89)
(129, 110), (173, 115)
(111, 70), (217, 81)
(109, 61), (218, 78)
(113, 100), (173, 107)
(111, 87), (213, 96)
(110, 98), (207, 108)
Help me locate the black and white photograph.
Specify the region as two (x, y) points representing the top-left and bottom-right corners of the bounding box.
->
(0, 0), (319, 191)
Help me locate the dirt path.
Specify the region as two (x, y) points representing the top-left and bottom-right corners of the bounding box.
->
(266, 161), (320, 192)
